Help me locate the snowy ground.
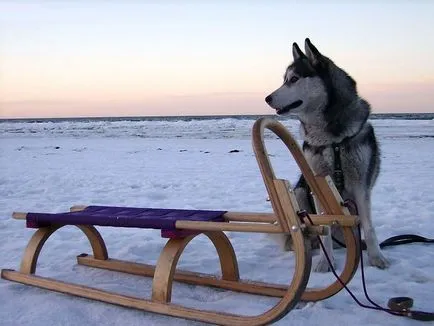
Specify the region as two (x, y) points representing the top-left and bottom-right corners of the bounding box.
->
(0, 117), (433, 325)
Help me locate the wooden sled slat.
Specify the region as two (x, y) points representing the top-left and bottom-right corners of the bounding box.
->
(77, 254), (288, 297)
(75, 254), (355, 301)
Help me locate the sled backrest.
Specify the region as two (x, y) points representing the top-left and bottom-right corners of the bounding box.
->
(251, 118), (349, 232)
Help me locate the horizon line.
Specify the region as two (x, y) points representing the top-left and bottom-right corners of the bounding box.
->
(1, 111), (432, 122)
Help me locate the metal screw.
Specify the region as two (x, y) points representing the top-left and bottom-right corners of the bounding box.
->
(291, 225), (299, 232)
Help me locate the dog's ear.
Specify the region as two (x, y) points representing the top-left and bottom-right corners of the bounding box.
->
(304, 38), (322, 66)
(292, 42), (305, 61)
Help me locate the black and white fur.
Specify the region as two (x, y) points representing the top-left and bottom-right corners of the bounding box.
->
(265, 38), (389, 271)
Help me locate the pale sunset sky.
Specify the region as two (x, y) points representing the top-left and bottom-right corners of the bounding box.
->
(1, 1), (433, 118)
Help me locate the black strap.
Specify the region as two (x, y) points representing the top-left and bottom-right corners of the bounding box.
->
(332, 144), (345, 193)
(379, 234), (434, 248)
(333, 233), (434, 251)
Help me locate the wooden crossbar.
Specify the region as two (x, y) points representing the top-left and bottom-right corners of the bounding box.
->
(224, 212), (359, 226)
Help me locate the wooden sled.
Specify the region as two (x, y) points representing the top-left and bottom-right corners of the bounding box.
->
(1, 118), (360, 326)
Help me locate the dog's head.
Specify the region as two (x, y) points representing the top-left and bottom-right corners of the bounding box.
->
(265, 38), (357, 122)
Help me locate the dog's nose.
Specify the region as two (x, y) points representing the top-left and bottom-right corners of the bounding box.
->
(265, 95), (273, 104)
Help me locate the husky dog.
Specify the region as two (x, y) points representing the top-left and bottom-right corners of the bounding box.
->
(265, 38), (389, 271)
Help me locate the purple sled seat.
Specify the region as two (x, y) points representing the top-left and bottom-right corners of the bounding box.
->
(26, 205), (227, 239)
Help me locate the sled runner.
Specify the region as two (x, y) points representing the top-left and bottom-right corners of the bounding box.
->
(1, 118), (360, 325)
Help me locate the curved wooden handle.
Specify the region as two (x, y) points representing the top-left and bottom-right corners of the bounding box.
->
(252, 117), (312, 196)
(252, 117), (313, 185)
(252, 118), (315, 231)
(252, 117), (346, 216)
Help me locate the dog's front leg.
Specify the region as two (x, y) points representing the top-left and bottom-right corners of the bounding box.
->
(314, 231), (335, 272)
(312, 195), (335, 272)
(354, 189), (390, 269)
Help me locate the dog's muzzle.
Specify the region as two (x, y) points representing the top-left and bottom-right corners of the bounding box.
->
(264, 95), (303, 115)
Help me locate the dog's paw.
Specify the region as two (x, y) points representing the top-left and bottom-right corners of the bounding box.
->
(268, 234), (293, 251)
(368, 253), (390, 269)
(313, 256), (335, 273)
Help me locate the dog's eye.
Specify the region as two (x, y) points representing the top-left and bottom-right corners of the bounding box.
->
(289, 76), (299, 83)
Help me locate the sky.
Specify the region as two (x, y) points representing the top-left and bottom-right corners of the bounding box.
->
(0, 1), (433, 118)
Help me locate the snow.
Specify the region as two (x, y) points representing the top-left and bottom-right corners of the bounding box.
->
(0, 117), (433, 326)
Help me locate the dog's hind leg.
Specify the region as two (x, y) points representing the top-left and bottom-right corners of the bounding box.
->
(354, 189), (390, 269)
